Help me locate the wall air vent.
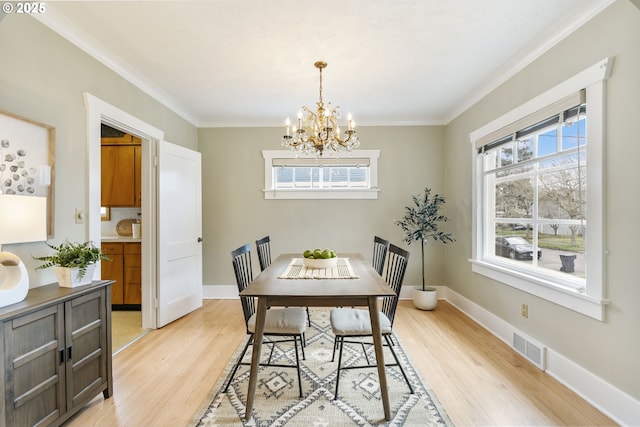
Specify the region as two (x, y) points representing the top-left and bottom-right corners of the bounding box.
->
(512, 330), (546, 370)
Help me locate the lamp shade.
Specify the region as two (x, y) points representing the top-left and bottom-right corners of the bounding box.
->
(0, 194), (47, 245)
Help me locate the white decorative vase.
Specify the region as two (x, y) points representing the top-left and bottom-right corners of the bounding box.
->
(54, 264), (96, 288)
(412, 286), (438, 310)
(0, 253), (29, 307)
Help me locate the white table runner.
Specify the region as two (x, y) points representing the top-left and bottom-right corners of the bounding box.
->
(278, 258), (359, 279)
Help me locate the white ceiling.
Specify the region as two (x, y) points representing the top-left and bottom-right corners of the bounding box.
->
(35, 0), (613, 127)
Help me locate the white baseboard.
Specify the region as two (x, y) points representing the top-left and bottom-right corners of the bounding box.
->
(443, 287), (640, 427)
(399, 285), (447, 300)
(203, 283), (638, 425)
(203, 284), (238, 299)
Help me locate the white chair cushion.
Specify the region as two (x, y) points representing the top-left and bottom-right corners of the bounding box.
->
(330, 308), (392, 336)
(247, 307), (307, 335)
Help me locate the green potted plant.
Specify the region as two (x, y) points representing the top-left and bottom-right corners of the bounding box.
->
(33, 240), (110, 287)
(396, 187), (455, 310)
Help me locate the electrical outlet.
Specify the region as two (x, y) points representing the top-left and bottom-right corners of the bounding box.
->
(521, 304), (529, 318)
(75, 208), (85, 224)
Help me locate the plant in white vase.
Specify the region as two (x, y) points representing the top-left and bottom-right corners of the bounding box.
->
(33, 240), (110, 287)
(396, 187), (455, 310)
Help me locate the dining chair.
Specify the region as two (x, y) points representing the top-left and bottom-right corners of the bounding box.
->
(224, 243), (307, 397)
(372, 235), (389, 276)
(255, 235), (272, 272)
(329, 243), (413, 399)
(256, 235), (311, 327)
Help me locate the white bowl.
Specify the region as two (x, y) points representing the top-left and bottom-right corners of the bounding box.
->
(303, 257), (338, 269)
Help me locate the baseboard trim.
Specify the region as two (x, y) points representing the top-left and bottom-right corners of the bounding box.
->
(203, 284), (238, 299)
(203, 283), (638, 425)
(443, 287), (639, 426)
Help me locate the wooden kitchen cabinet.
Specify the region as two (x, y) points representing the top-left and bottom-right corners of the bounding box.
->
(101, 143), (141, 207)
(0, 281), (113, 427)
(101, 243), (124, 305)
(101, 242), (141, 307)
(124, 243), (142, 305)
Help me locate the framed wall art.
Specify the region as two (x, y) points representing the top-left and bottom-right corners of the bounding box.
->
(0, 110), (55, 237)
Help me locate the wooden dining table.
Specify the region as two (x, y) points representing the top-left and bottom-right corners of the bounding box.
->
(239, 253), (396, 421)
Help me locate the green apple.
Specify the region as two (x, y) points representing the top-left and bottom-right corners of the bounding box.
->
(329, 250), (336, 258)
(321, 249), (331, 259)
(303, 249), (313, 258)
(313, 249), (322, 259)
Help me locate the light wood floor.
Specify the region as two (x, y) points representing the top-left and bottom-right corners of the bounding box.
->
(65, 299), (616, 426)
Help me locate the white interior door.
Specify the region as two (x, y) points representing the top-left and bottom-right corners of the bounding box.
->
(156, 140), (202, 327)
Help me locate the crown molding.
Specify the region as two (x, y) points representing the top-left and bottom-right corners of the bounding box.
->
(443, 0), (616, 124)
(32, 12), (200, 127)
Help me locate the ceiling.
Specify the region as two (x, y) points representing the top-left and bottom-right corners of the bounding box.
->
(35, 0), (613, 128)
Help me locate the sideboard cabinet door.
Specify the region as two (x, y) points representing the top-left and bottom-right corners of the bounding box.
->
(2, 304), (66, 426)
(64, 289), (110, 410)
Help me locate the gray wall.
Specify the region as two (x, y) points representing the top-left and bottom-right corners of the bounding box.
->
(443, 0), (640, 400)
(199, 125), (447, 288)
(0, 14), (197, 286)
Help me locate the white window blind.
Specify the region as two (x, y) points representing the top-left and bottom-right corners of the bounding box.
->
(475, 90), (586, 150)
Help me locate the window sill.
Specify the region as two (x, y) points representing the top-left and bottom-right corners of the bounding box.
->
(263, 188), (379, 200)
(470, 258), (606, 320)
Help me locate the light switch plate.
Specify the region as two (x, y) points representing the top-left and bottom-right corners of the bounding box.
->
(75, 208), (85, 224)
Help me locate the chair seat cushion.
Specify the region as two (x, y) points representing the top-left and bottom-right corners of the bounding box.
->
(330, 308), (392, 336)
(247, 307), (307, 335)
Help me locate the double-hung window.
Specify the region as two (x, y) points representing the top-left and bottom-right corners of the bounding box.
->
(470, 58), (612, 320)
(262, 150), (380, 199)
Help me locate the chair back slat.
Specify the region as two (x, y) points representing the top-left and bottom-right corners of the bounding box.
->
(372, 235), (389, 276)
(255, 235), (272, 272)
(231, 243), (255, 329)
(381, 243), (410, 326)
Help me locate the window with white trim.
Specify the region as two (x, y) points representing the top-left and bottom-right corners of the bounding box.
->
(470, 58), (612, 320)
(262, 150), (380, 199)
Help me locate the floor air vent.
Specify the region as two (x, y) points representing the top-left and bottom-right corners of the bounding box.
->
(512, 331), (546, 370)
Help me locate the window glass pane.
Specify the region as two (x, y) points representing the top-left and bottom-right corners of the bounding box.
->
(499, 144), (513, 167)
(562, 117), (586, 151)
(538, 167), (586, 220)
(295, 167), (311, 187)
(349, 167), (367, 187)
(330, 167), (348, 187)
(310, 167), (321, 188)
(538, 128), (557, 156)
(517, 138), (534, 162)
(495, 177), (533, 219)
(276, 167), (293, 186)
(538, 225), (585, 278)
(493, 225), (535, 265)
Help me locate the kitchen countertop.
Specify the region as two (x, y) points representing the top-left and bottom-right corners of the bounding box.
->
(101, 236), (142, 243)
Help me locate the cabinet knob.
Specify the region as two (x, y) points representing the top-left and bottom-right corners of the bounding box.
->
(197, 237), (203, 243)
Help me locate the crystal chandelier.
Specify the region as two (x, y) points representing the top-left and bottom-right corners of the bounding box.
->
(282, 61), (360, 156)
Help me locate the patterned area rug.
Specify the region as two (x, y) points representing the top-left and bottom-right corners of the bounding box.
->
(190, 309), (453, 426)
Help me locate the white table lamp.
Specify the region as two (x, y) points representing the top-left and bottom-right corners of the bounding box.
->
(0, 194), (48, 308)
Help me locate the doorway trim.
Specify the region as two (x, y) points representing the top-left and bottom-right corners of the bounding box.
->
(84, 92), (162, 329)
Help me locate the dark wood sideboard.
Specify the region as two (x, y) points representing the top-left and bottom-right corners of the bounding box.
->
(0, 280), (114, 427)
